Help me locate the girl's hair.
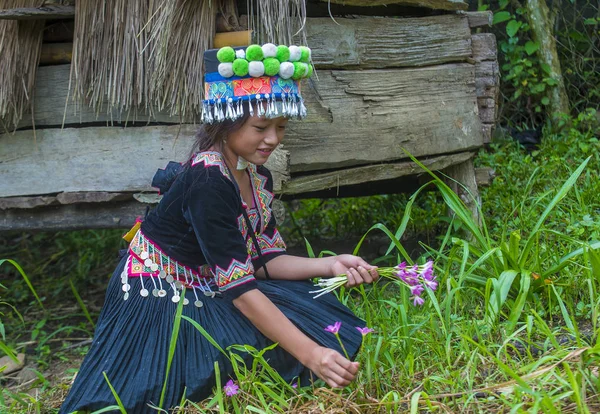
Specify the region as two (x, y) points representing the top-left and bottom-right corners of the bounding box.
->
(188, 111), (251, 159)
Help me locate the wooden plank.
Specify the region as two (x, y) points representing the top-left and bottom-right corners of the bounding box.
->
(475, 61), (500, 99)
(281, 152), (473, 195)
(319, 0), (468, 11)
(0, 201), (147, 231)
(472, 33), (497, 63)
(0, 5), (74, 20)
(0, 198), (288, 231)
(0, 125), (289, 198)
(287, 64), (484, 172)
(308, 15), (472, 69)
(15, 65), (191, 129)
(462, 11), (493, 28)
(0, 196), (57, 210)
(477, 97), (496, 124)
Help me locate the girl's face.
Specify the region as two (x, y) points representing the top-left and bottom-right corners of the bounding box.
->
(224, 114), (288, 166)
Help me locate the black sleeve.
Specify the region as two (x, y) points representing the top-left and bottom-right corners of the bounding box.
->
(183, 169), (257, 299)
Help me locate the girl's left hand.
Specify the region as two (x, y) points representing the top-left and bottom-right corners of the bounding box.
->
(329, 254), (379, 288)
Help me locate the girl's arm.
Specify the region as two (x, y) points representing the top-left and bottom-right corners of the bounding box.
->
(255, 254), (379, 287)
(233, 289), (359, 387)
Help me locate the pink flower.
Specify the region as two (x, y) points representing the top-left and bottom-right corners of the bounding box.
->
(355, 326), (375, 336)
(424, 278), (438, 291)
(412, 295), (425, 306)
(410, 284), (424, 296)
(395, 262), (407, 271)
(325, 321), (342, 334)
(224, 379), (239, 396)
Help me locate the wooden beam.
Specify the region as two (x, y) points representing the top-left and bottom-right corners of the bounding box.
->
(0, 198), (288, 232)
(308, 15), (472, 69)
(281, 152), (474, 195)
(0, 5), (74, 20)
(288, 63), (483, 172)
(0, 201), (148, 231)
(0, 126), (290, 198)
(472, 33), (497, 63)
(318, 0), (468, 11)
(462, 11), (493, 28)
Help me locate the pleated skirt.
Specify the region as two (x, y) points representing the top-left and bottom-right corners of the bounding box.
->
(60, 255), (364, 413)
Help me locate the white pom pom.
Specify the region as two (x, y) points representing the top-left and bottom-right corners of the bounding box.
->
(279, 62), (294, 79)
(218, 62), (234, 78)
(289, 45), (301, 62)
(249, 61), (265, 77)
(306, 47), (312, 61)
(235, 49), (246, 59)
(262, 43), (277, 58)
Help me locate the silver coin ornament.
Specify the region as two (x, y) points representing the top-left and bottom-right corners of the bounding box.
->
(144, 259), (153, 267)
(140, 288), (149, 297)
(150, 263), (159, 272)
(194, 300), (203, 308)
(140, 251), (149, 260)
(172, 295), (181, 303)
(166, 275), (174, 284)
(174, 281), (184, 289)
(152, 288), (159, 297)
(183, 298), (190, 305)
(158, 289), (167, 297)
(159, 270), (167, 279)
(203, 291), (213, 297)
(124, 292), (129, 300)
(122, 284), (131, 292)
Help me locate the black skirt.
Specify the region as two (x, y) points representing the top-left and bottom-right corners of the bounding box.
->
(60, 255), (365, 413)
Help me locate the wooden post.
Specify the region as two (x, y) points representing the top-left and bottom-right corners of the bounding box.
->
(443, 157), (481, 227)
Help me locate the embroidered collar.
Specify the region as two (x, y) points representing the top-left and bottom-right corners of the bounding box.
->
(191, 151), (273, 232)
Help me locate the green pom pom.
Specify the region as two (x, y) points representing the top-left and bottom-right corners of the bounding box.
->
(306, 64), (314, 78)
(276, 45), (290, 62)
(246, 44), (263, 61)
(217, 47), (235, 63)
(292, 62), (307, 80)
(232, 59), (249, 77)
(263, 58), (280, 76)
(299, 46), (310, 63)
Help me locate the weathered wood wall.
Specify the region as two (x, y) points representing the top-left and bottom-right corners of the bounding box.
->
(0, 10), (499, 231)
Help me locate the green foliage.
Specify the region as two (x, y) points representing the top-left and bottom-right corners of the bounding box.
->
(283, 192), (446, 246)
(489, 3), (556, 126)
(483, 0), (599, 127)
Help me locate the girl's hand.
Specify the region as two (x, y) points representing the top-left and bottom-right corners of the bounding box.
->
(329, 254), (379, 288)
(305, 346), (359, 388)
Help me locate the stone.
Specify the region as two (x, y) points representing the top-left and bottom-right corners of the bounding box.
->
(0, 353), (25, 375)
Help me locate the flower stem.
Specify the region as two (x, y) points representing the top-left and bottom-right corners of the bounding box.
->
(335, 333), (350, 359)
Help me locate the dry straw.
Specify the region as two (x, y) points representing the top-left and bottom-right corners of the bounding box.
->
(0, 0), (45, 131)
(68, 0), (308, 122)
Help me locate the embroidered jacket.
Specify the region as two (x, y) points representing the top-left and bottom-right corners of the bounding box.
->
(140, 151), (287, 299)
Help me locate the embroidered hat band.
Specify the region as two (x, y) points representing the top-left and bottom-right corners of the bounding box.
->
(202, 43), (314, 124)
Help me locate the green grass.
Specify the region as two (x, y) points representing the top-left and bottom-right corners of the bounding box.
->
(0, 111), (599, 412)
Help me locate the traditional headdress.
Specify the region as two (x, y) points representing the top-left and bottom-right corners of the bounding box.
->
(201, 43), (314, 124)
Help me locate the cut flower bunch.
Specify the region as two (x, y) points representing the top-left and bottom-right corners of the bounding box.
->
(311, 261), (437, 306)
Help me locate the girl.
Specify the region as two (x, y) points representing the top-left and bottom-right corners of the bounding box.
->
(60, 44), (378, 413)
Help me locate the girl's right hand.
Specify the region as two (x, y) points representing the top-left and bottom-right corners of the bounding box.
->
(305, 346), (359, 388)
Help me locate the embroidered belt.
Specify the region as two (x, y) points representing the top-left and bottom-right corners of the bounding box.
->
(120, 230), (219, 307)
